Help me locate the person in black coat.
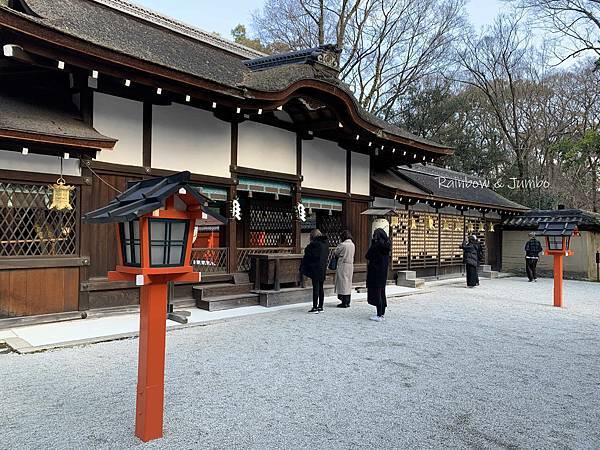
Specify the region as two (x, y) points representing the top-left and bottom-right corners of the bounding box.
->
(524, 232), (543, 282)
(461, 235), (479, 288)
(366, 228), (391, 322)
(301, 229), (329, 313)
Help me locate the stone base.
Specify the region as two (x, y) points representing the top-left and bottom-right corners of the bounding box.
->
(257, 285), (335, 307)
(396, 270), (425, 288)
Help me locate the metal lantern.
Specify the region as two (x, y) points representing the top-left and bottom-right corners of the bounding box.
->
(536, 221), (579, 308)
(83, 171), (226, 443)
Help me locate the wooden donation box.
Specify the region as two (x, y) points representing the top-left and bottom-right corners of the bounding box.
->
(83, 171), (225, 442)
(250, 253), (304, 290)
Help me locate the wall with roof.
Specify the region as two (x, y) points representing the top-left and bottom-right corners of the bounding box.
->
(302, 138), (346, 192)
(93, 93), (143, 166)
(238, 121), (296, 174)
(0, 150), (80, 176)
(502, 230), (591, 279)
(351, 152), (369, 196)
(152, 103), (230, 177)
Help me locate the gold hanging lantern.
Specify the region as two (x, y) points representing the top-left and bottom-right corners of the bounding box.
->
(49, 177), (75, 211)
(442, 219), (450, 231)
(426, 216), (435, 230)
(467, 222), (474, 233)
(455, 220), (463, 232)
(488, 222), (495, 232)
(391, 216), (399, 227)
(478, 222), (485, 232)
(409, 217), (417, 230)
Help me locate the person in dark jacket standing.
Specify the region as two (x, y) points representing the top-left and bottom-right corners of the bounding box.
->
(525, 232), (543, 282)
(366, 228), (391, 322)
(461, 235), (479, 288)
(301, 229), (329, 313)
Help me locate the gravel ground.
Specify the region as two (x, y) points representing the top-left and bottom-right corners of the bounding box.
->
(1, 277), (599, 450)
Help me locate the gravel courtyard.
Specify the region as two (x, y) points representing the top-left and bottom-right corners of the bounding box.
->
(1, 277), (599, 450)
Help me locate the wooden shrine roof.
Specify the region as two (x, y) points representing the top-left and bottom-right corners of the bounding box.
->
(0, 0), (452, 155)
(373, 165), (528, 212)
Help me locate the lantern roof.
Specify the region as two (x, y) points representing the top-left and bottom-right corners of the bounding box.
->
(535, 221), (578, 237)
(83, 171), (225, 224)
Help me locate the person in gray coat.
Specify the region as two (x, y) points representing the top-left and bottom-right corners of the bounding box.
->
(334, 230), (355, 308)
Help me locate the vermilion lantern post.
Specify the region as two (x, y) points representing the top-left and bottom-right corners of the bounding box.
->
(84, 171), (225, 442)
(536, 221), (579, 308)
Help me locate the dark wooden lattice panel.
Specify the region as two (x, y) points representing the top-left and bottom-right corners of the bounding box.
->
(391, 212), (409, 270)
(0, 182), (78, 257)
(439, 215), (464, 266)
(318, 211), (344, 247)
(248, 200), (293, 247)
(409, 213), (439, 269)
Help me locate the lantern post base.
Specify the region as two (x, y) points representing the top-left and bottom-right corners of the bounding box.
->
(553, 254), (563, 308)
(135, 282), (168, 442)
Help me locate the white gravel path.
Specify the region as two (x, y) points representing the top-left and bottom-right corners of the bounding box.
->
(1, 277), (599, 450)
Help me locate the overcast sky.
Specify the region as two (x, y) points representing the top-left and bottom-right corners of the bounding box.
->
(133, 0), (505, 40)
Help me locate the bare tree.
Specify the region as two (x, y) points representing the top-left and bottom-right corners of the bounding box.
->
(251, 0), (467, 118)
(513, 0), (600, 64)
(456, 14), (533, 182)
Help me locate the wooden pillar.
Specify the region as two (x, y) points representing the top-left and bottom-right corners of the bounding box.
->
(292, 183), (301, 253)
(293, 134), (302, 253)
(553, 254), (563, 307)
(135, 282), (168, 442)
(227, 184), (238, 274)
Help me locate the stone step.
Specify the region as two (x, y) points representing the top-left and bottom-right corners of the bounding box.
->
(195, 293), (260, 312)
(479, 265), (492, 273)
(480, 271), (498, 279)
(396, 270), (416, 281)
(396, 278), (425, 289)
(258, 286), (335, 307)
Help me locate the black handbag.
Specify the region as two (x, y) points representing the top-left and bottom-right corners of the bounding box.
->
(328, 257), (338, 271)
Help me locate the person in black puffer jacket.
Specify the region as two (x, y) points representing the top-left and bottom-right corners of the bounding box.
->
(461, 235), (479, 288)
(301, 229), (329, 313)
(524, 232), (543, 282)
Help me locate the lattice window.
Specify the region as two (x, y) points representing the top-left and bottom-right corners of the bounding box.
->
(439, 215), (464, 266)
(248, 199), (293, 247)
(0, 182), (78, 257)
(409, 212), (439, 269)
(391, 212), (409, 270)
(318, 211), (344, 247)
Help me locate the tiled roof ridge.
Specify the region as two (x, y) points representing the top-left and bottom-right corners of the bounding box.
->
(90, 0), (267, 59)
(397, 164), (485, 183)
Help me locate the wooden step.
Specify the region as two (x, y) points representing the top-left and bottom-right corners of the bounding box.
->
(194, 282), (253, 298)
(195, 293), (260, 312)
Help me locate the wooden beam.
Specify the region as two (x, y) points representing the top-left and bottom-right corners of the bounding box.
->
(143, 101), (152, 169)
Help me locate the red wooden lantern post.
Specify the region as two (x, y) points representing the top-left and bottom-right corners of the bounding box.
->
(536, 221), (579, 308)
(84, 172), (225, 442)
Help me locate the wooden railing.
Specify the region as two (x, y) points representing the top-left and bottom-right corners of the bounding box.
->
(236, 247), (294, 272)
(191, 247), (228, 274)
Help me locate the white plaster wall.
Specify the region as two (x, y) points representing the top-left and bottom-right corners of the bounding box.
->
(302, 138), (346, 192)
(502, 230), (589, 276)
(152, 104), (230, 177)
(351, 152), (370, 195)
(0, 149), (80, 176)
(93, 92), (143, 166)
(237, 121), (296, 174)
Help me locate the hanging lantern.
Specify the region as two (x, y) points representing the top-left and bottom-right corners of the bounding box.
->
(49, 177), (75, 211)
(488, 222), (495, 232)
(391, 216), (399, 227)
(409, 217), (417, 230)
(426, 216), (435, 230)
(455, 220), (463, 232)
(478, 222), (485, 232)
(442, 220), (450, 231)
(467, 222), (474, 233)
